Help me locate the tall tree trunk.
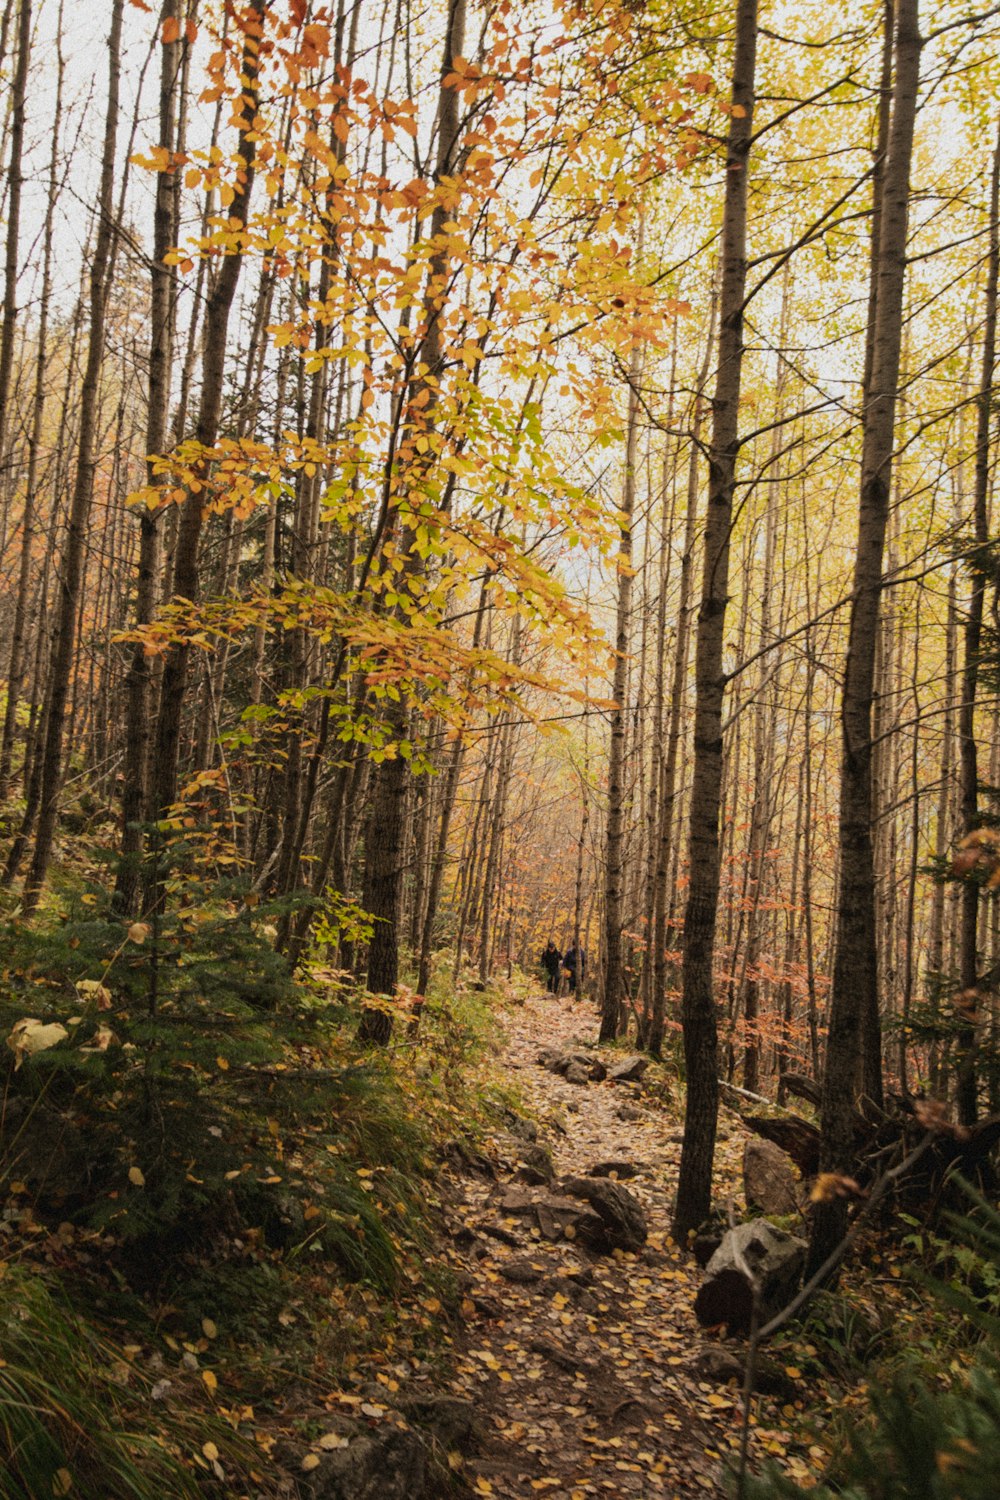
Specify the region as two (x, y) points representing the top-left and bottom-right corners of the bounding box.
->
(357, 0), (467, 1042)
(0, 0), (61, 798)
(600, 327), (642, 1041)
(0, 0), (29, 472)
(150, 1), (265, 827)
(113, 0), (181, 913)
(649, 286), (717, 1058)
(956, 116), (1000, 1124)
(21, 0), (123, 912)
(673, 0), (758, 1240)
(810, 0), (921, 1272)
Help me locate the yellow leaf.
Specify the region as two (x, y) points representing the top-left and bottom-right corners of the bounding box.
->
(202, 1319), (217, 1339)
(474, 1480), (493, 1496)
(301, 1453), (321, 1471)
(7, 1018), (69, 1069)
(52, 1471), (72, 1497)
(128, 1166), (145, 1188)
(202, 1369), (218, 1395)
(202, 1442), (219, 1462)
(128, 922), (149, 944)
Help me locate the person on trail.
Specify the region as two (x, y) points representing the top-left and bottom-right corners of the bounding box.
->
(540, 940), (562, 994)
(563, 942), (586, 996)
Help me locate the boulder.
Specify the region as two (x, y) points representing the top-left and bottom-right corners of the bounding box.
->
(694, 1221), (806, 1335)
(607, 1054), (649, 1083)
(560, 1176), (648, 1251)
(498, 1187), (539, 1215)
(501, 1108), (538, 1142)
(588, 1159), (640, 1179)
(743, 1137), (799, 1216)
(300, 1425), (426, 1500)
(515, 1143), (555, 1185)
(617, 1105), (644, 1123)
(690, 1345), (744, 1385)
(537, 1048), (607, 1082)
(689, 1345), (798, 1400)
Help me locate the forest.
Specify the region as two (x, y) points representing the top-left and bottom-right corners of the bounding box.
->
(1, 0), (999, 1495)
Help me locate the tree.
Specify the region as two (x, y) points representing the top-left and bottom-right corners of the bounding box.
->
(810, 0), (922, 1274)
(673, 0), (759, 1241)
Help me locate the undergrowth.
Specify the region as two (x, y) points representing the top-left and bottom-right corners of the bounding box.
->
(0, 874), (508, 1496)
(745, 1184), (1000, 1498)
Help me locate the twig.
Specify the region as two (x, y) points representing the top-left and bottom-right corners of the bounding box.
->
(756, 1132), (936, 1343)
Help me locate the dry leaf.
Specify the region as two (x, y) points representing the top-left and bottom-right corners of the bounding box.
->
(7, 1019), (69, 1069)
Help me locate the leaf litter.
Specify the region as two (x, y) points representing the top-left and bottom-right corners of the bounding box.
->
(404, 990), (785, 1498)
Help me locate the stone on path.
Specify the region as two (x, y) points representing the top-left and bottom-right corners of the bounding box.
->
(694, 1220), (806, 1335)
(607, 1053), (650, 1083)
(560, 1175), (648, 1251)
(498, 1255), (546, 1283)
(536, 1047), (608, 1083)
(588, 1158), (640, 1179)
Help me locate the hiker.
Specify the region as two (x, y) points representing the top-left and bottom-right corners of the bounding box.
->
(540, 940), (562, 994)
(563, 942), (586, 995)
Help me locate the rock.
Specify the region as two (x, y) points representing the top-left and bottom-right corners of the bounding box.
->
(535, 1202), (561, 1241)
(515, 1143), (555, 1185)
(743, 1138), (799, 1216)
(607, 1054), (650, 1083)
(666, 1130), (685, 1143)
(560, 1176), (648, 1251)
(537, 1048), (606, 1082)
(300, 1425), (426, 1500)
(588, 1159), (640, 1179)
(498, 1187), (539, 1215)
(691, 1346), (744, 1385)
(443, 1139), (496, 1178)
(692, 1231), (723, 1269)
(502, 1108), (538, 1143)
(532, 1192), (604, 1243)
(479, 1222), (521, 1247)
(694, 1221), (806, 1335)
(498, 1255), (546, 1283)
(399, 1395), (480, 1452)
(617, 1105), (644, 1122)
(547, 1268), (595, 1297)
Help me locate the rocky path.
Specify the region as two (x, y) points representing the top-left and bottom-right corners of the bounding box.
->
(435, 992), (754, 1500)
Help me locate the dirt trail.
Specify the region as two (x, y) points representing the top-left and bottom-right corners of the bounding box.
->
(437, 991), (751, 1499)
